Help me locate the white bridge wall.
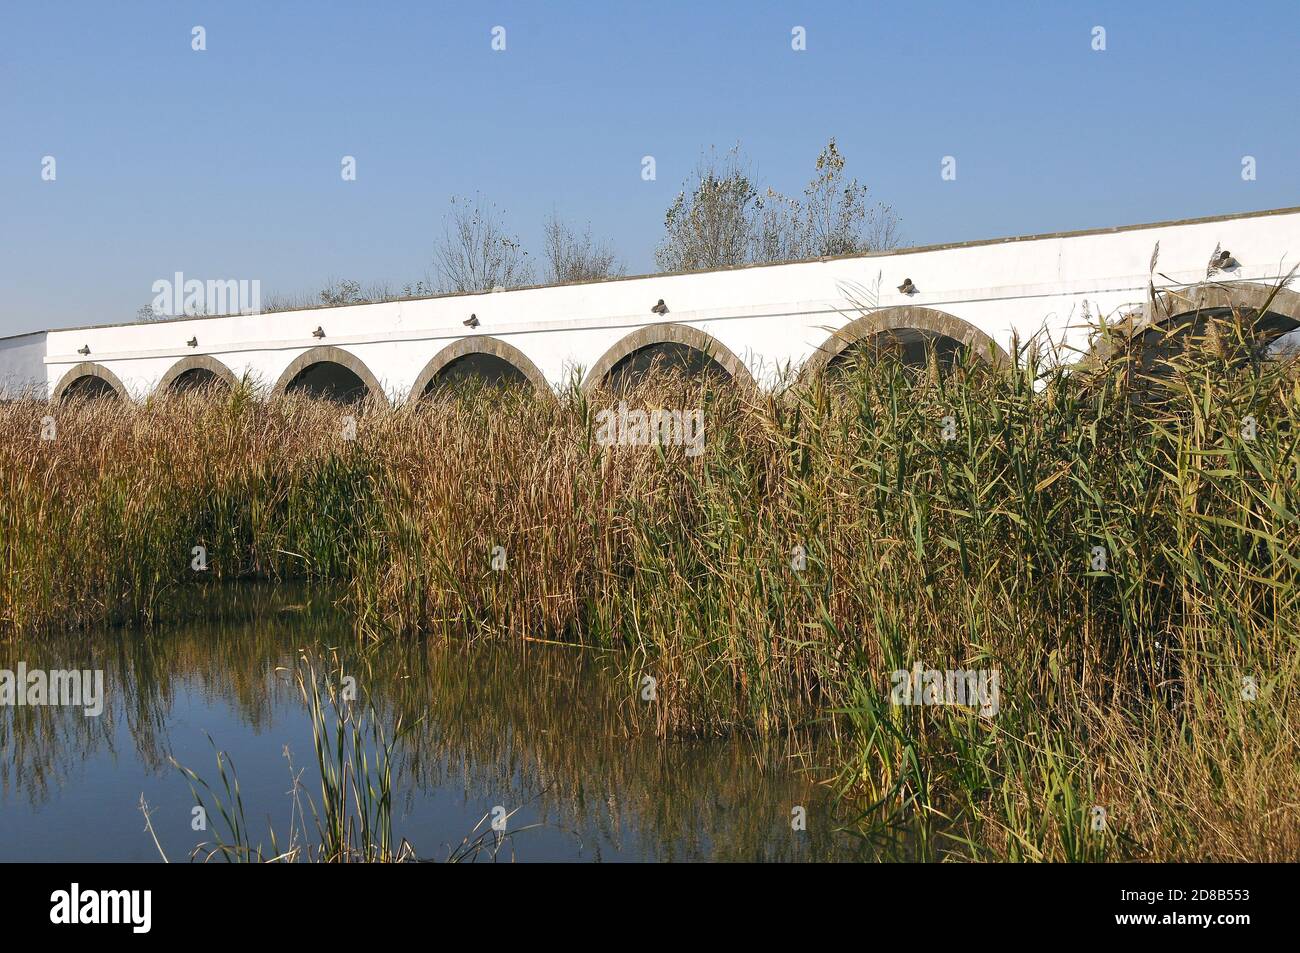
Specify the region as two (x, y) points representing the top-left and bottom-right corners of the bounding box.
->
(25, 207), (1300, 400)
(0, 332), (48, 398)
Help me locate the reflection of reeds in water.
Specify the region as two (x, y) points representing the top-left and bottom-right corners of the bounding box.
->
(372, 633), (860, 861)
(11, 591), (862, 861)
(0, 582), (333, 801)
(163, 648), (843, 862)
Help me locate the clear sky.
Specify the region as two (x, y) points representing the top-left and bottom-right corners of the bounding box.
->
(2, 1), (1297, 337)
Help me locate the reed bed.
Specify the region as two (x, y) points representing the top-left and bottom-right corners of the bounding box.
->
(2, 313), (1297, 860)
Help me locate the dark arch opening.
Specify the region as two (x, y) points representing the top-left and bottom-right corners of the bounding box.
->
(606, 341), (732, 393)
(61, 376), (120, 400)
(1088, 281), (1300, 370)
(803, 307), (1009, 387)
(168, 367), (230, 394)
(1133, 306), (1300, 371)
(1270, 328), (1300, 358)
(423, 352), (530, 395)
(827, 328), (967, 377)
(284, 362), (369, 402)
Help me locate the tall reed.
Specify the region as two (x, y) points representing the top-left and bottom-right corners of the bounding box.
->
(5, 310), (1298, 860)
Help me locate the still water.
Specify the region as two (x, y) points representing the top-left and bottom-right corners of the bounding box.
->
(0, 585), (868, 862)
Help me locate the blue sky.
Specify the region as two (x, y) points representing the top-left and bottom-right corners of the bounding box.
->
(2, 1), (1297, 337)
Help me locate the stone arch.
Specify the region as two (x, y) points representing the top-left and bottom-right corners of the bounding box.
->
(52, 362), (129, 400)
(407, 336), (549, 401)
(581, 322), (756, 393)
(271, 346), (384, 402)
(802, 306), (1010, 381)
(1089, 280), (1300, 363)
(156, 355), (239, 395)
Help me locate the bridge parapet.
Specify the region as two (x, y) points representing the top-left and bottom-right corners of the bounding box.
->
(18, 206), (1299, 401)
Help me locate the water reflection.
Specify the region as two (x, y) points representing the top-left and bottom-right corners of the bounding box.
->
(0, 584), (871, 861)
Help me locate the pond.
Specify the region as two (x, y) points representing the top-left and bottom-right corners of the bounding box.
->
(0, 584), (871, 862)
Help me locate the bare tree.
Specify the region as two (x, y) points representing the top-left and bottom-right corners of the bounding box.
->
(657, 140), (903, 272)
(756, 139), (902, 261)
(803, 139), (898, 256)
(136, 304), (168, 322)
(654, 145), (758, 272)
(861, 204), (903, 254)
(543, 213), (625, 283)
(433, 194), (534, 293)
(753, 188), (805, 264)
(261, 278), (408, 313)
(318, 278), (366, 306)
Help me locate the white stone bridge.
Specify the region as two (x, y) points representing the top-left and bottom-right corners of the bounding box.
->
(3, 207), (1298, 401)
